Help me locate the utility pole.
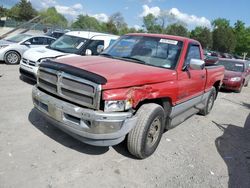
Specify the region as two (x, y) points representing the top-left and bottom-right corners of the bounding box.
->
(243, 52), (247, 60)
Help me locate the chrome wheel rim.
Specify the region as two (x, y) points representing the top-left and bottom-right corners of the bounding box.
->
(146, 117), (161, 148)
(7, 53), (19, 64)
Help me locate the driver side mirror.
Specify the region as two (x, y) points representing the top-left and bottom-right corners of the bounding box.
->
(96, 45), (104, 54)
(85, 49), (92, 56)
(189, 59), (205, 70)
(23, 41), (31, 45)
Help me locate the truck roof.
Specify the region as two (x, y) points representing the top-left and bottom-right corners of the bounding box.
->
(65, 31), (119, 40)
(126, 33), (199, 43)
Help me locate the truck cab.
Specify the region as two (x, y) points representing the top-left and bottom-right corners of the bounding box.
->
(20, 31), (119, 81)
(32, 33), (224, 159)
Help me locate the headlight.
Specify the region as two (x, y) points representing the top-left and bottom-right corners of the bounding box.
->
(38, 58), (49, 63)
(230, 77), (241, 82)
(36, 57), (53, 66)
(104, 100), (132, 112)
(0, 45), (8, 49)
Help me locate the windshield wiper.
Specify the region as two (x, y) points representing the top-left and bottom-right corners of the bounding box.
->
(121, 56), (146, 64)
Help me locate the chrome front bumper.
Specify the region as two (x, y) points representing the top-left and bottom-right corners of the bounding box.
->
(32, 87), (137, 146)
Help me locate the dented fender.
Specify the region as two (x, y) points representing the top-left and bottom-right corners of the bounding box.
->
(103, 86), (158, 108)
(102, 80), (178, 108)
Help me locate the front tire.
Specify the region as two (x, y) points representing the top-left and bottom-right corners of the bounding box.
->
(200, 87), (216, 116)
(4, 51), (21, 64)
(127, 103), (165, 159)
(236, 82), (244, 93)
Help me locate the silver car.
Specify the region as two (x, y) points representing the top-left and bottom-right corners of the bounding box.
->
(0, 34), (56, 64)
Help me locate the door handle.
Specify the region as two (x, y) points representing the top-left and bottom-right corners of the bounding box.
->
(201, 75), (205, 79)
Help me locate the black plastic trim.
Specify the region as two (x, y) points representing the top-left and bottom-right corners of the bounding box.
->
(19, 68), (36, 81)
(39, 60), (107, 84)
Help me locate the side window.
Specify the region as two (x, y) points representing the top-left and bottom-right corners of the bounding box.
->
(108, 39), (116, 47)
(46, 38), (55, 45)
(184, 45), (201, 67)
(87, 40), (104, 55)
(29, 37), (46, 45)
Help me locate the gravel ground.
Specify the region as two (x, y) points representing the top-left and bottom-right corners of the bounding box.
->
(0, 63), (250, 188)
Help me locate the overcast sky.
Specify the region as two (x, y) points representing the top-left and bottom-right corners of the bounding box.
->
(2, 0), (250, 29)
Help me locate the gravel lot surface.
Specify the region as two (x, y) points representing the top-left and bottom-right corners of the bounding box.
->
(0, 63), (250, 188)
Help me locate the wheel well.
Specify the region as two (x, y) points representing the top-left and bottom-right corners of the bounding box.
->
(135, 97), (172, 117)
(213, 81), (220, 98)
(4, 50), (21, 60)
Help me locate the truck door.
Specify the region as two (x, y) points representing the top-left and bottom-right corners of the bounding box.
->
(177, 43), (206, 104)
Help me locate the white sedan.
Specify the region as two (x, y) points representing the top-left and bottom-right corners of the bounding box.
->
(0, 34), (56, 64)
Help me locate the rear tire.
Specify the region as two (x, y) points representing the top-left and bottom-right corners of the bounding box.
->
(200, 87), (216, 116)
(127, 103), (165, 159)
(4, 51), (21, 64)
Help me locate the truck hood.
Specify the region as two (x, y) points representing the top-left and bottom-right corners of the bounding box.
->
(224, 70), (243, 79)
(23, 46), (66, 61)
(54, 55), (177, 90)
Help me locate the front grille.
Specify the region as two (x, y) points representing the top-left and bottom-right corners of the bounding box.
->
(37, 67), (101, 109)
(22, 58), (36, 66)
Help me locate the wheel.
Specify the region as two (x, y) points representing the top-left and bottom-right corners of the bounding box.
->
(236, 82), (244, 93)
(244, 80), (248, 87)
(4, 51), (21, 64)
(200, 87), (216, 116)
(127, 103), (165, 159)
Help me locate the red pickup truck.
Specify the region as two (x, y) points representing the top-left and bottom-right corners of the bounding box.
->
(32, 33), (225, 158)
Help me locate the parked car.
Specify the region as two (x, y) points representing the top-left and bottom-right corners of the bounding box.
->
(46, 30), (66, 39)
(205, 55), (218, 65)
(0, 34), (56, 64)
(31, 33), (225, 158)
(19, 31), (119, 80)
(217, 59), (250, 92)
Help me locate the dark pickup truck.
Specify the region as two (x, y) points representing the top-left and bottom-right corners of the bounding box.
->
(32, 33), (225, 158)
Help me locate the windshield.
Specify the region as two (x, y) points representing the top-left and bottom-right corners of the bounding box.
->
(217, 60), (244, 72)
(102, 35), (183, 69)
(5, 34), (32, 43)
(49, 35), (88, 53)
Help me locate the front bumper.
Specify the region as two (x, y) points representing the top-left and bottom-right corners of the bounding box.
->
(0, 51), (4, 61)
(20, 60), (38, 80)
(221, 80), (242, 91)
(32, 87), (137, 146)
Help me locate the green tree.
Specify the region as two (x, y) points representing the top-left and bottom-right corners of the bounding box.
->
(72, 15), (102, 31)
(234, 20), (250, 56)
(143, 13), (163, 33)
(190, 27), (212, 49)
(40, 7), (68, 27)
(212, 18), (236, 53)
(212, 18), (230, 28)
(245, 27), (250, 57)
(166, 23), (189, 37)
(108, 12), (128, 35)
(0, 6), (8, 17)
(105, 20), (119, 34)
(7, 0), (37, 21)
